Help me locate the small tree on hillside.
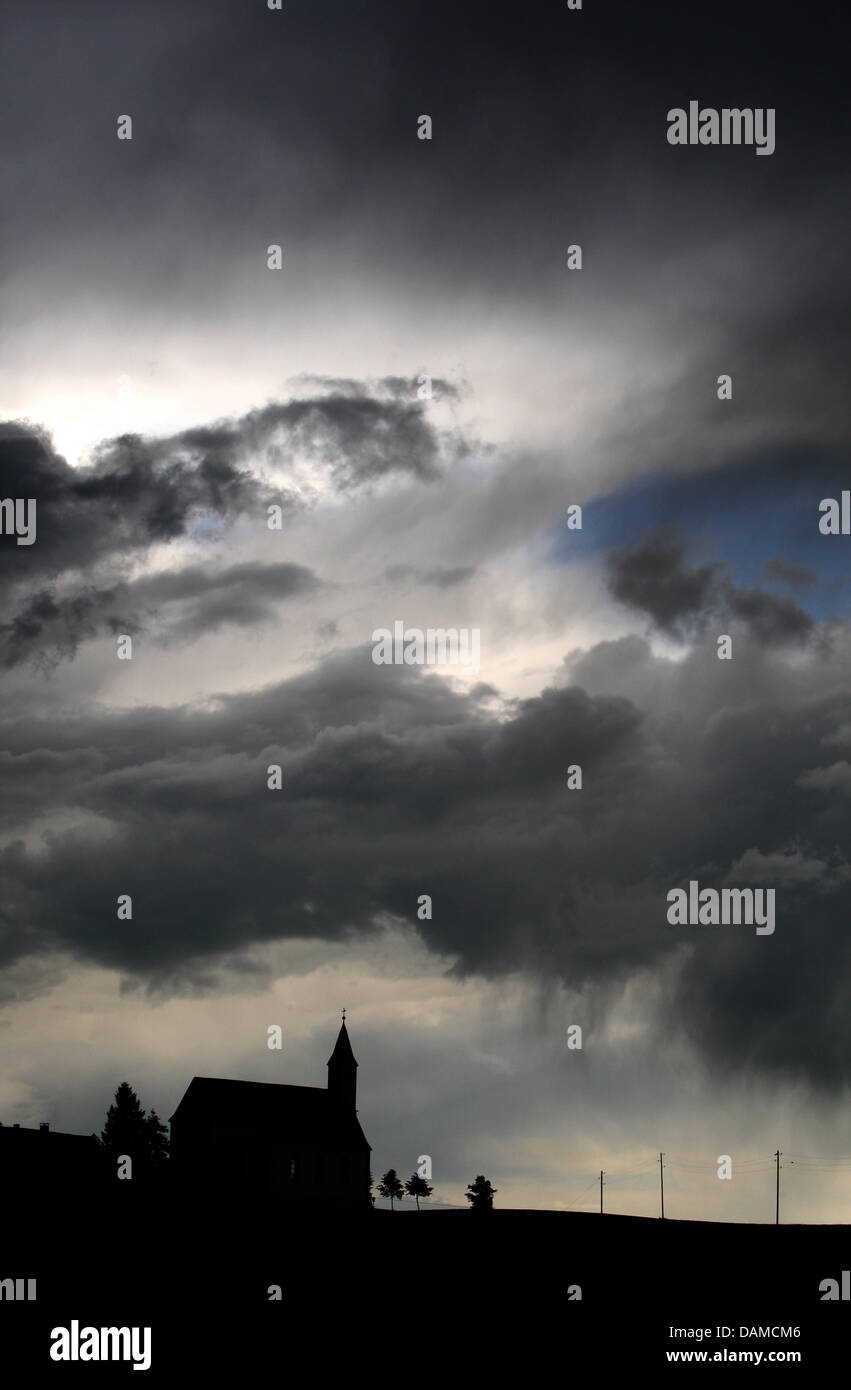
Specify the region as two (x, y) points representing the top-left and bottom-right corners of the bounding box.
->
(405, 1172), (433, 1210)
(377, 1168), (405, 1211)
(465, 1174), (497, 1210)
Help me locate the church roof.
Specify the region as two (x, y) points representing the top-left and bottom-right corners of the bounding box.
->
(327, 1020), (357, 1068)
(170, 1077), (370, 1149)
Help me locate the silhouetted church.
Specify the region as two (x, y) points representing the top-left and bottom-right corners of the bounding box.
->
(169, 1021), (372, 1207)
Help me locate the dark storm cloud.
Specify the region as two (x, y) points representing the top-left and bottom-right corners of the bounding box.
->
(384, 564), (476, 589)
(762, 558), (816, 592)
(1, 0), (847, 553)
(671, 847), (851, 1088)
(724, 583), (815, 647)
(606, 535), (722, 637)
(0, 420), (269, 585)
(1, 378), (458, 573)
(0, 379), (465, 664)
(606, 534), (815, 647)
(0, 561), (320, 669)
(1, 635), (850, 1089)
(2, 0), (846, 349)
(7, 0), (845, 225)
(224, 390), (462, 489)
(86, 377), (459, 500)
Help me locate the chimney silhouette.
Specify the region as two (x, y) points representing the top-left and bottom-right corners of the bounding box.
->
(327, 1020), (357, 1111)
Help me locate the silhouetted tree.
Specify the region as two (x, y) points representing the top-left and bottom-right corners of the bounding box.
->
(100, 1082), (169, 1179)
(466, 1174), (497, 1210)
(377, 1168), (404, 1210)
(144, 1108), (170, 1171)
(101, 1082), (146, 1163)
(405, 1172), (433, 1210)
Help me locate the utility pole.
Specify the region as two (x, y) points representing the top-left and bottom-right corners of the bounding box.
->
(775, 1150), (781, 1225)
(659, 1152), (665, 1219)
(600, 1170), (604, 1214)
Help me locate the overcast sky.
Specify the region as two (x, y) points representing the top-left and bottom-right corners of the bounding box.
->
(0, 0), (849, 1220)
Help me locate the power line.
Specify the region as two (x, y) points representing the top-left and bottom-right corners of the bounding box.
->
(560, 1150), (851, 1222)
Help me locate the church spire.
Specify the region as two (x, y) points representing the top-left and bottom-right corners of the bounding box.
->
(327, 1017), (358, 1111)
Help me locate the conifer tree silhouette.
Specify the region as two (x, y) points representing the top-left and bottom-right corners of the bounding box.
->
(100, 1082), (169, 1179)
(144, 1107), (171, 1171)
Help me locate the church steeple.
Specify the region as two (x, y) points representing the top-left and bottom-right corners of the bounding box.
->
(327, 1015), (357, 1111)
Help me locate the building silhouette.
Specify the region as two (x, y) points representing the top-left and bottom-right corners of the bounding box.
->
(0, 1121), (107, 1198)
(169, 1020), (372, 1206)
